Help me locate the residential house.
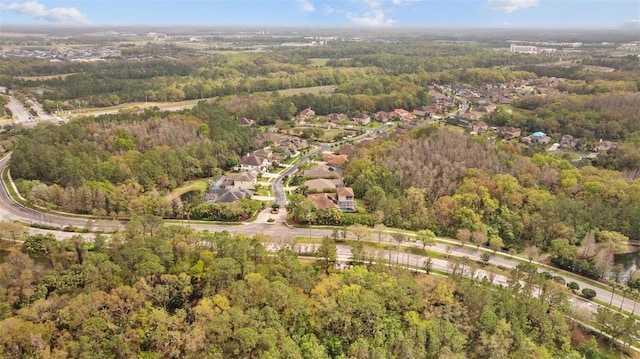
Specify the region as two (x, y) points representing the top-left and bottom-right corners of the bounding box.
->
(429, 89), (449, 103)
(323, 153), (349, 167)
(498, 126), (521, 139)
(521, 132), (552, 145)
(421, 104), (446, 119)
(531, 131), (552, 145)
(445, 117), (469, 128)
(204, 188), (253, 203)
(413, 106), (430, 117)
(237, 117), (254, 127)
(303, 164), (340, 179)
(261, 132), (287, 146)
(374, 111), (390, 123)
(326, 113), (348, 122)
(353, 113), (371, 126)
(463, 111), (484, 121)
(220, 172), (257, 190)
(493, 94), (511, 105)
(336, 187), (357, 211)
(560, 134), (579, 149)
(253, 147), (273, 160)
(304, 178), (344, 193)
(306, 186), (357, 211)
(392, 109), (415, 121)
(594, 140), (618, 152)
(470, 120), (489, 133)
(261, 133), (309, 155)
(307, 193), (340, 209)
(480, 104), (497, 113)
(238, 153), (269, 173)
(520, 136), (533, 144)
(297, 108), (315, 122)
(336, 144), (355, 156)
(278, 137), (309, 154)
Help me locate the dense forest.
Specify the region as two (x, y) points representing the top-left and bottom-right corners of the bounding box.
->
(1, 30), (640, 358)
(339, 128), (640, 242)
(10, 103), (253, 217)
(281, 126), (640, 280)
(488, 92), (640, 142)
(5, 37), (640, 276)
(0, 41), (542, 121)
(0, 225), (620, 358)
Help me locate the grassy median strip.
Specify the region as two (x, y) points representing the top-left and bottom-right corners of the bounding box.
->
(1, 167), (25, 205)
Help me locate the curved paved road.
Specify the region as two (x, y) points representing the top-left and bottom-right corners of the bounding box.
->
(1, 149), (639, 315)
(271, 144), (329, 207)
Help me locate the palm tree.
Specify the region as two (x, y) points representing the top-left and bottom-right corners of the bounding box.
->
(630, 289), (638, 316)
(619, 285), (630, 312)
(608, 280), (617, 306)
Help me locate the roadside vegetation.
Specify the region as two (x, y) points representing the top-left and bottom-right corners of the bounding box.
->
(1, 30), (639, 357)
(1, 225), (634, 358)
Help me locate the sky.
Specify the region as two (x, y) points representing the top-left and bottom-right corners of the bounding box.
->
(0, 0), (639, 29)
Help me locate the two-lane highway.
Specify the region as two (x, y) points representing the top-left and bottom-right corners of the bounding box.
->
(0, 154), (89, 229)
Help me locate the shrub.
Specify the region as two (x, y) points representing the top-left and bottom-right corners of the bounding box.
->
(567, 282), (580, 292)
(582, 288), (597, 300)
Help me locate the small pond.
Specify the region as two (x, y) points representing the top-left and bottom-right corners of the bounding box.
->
(613, 251), (640, 282)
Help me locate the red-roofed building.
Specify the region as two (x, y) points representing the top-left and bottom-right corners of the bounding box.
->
(392, 109), (415, 121)
(297, 108), (315, 121)
(306, 187), (357, 211)
(323, 153), (348, 167)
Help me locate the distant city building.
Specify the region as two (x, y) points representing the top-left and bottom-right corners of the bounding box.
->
(510, 44), (538, 54)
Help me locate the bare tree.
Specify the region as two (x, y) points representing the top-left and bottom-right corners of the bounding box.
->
(471, 230), (487, 250)
(524, 245), (539, 263)
(456, 228), (471, 247)
(391, 232), (406, 265)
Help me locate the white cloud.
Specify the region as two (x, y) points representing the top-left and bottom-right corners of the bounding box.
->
(324, 5), (342, 14)
(621, 19), (640, 28)
(485, 0), (539, 13)
(357, 0), (382, 9)
(391, 0), (421, 4)
(0, 1), (90, 24)
(350, 8), (395, 27)
(299, 0), (315, 12)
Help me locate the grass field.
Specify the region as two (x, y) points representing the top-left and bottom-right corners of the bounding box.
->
(164, 179), (209, 202)
(173, 42), (216, 50)
(274, 85), (336, 96)
(73, 98), (206, 118)
(292, 236), (324, 244)
(74, 85), (336, 117)
(16, 73), (76, 81)
(308, 58), (330, 67)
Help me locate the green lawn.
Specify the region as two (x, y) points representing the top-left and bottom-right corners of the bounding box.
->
(292, 236), (324, 244)
(365, 121), (385, 128)
(283, 155), (300, 165)
(72, 98), (206, 118)
(164, 179), (209, 202)
(2, 167), (25, 205)
(273, 85), (336, 96)
(254, 187), (271, 196)
(15, 73), (76, 81)
(308, 58), (330, 66)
